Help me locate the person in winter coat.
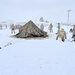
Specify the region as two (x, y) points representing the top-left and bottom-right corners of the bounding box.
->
(10, 24), (15, 33)
(72, 25), (75, 41)
(57, 23), (60, 33)
(48, 23), (53, 32)
(40, 24), (44, 31)
(0, 24), (2, 29)
(56, 29), (67, 42)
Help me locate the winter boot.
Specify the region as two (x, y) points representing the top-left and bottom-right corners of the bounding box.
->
(62, 39), (65, 42)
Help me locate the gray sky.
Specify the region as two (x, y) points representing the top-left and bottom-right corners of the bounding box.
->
(0, 0), (75, 24)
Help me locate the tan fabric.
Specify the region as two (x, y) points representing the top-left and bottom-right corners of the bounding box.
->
(56, 29), (67, 40)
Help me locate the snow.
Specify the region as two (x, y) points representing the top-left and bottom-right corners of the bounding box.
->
(0, 24), (75, 75)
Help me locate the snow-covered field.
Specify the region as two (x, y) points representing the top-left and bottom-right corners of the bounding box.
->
(0, 24), (75, 75)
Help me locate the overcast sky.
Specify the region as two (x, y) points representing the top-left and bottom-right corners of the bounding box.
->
(0, 0), (75, 24)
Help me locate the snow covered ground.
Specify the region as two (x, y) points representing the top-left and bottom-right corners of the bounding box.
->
(0, 24), (75, 75)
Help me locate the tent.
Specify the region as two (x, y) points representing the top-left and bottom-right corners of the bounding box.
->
(15, 20), (48, 38)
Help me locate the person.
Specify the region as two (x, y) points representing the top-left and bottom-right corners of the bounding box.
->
(0, 24), (2, 30)
(40, 24), (44, 31)
(56, 29), (67, 42)
(48, 23), (53, 32)
(72, 25), (75, 41)
(10, 24), (15, 33)
(57, 23), (60, 33)
(5, 24), (7, 29)
(0, 47), (1, 49)
(69, 28), (73, 32)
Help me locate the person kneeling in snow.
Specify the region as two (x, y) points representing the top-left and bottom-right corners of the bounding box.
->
(72, 25), (75, 41)
(69, 28), (73, 32)
(56, 29), (67, 42)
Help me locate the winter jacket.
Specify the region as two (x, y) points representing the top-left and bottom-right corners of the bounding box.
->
(48, 24), (53, 32)
(56, 29), (67, 41)
(72, 25), (75, 40)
